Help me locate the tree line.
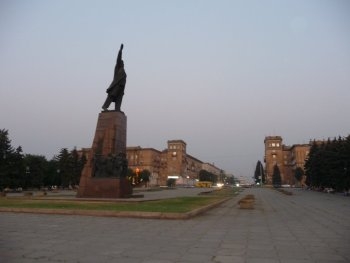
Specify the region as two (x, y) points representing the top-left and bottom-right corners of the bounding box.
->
(0, 129), (86, 191)
(305, 136), (350, 191)
(1, 128), (239, 190)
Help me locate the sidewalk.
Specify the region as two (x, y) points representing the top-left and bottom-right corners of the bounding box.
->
(1, 187), (349, 262)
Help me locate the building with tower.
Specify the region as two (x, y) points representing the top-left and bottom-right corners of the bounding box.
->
(126, 139), (223, 186)
(264, 136), (311, 186)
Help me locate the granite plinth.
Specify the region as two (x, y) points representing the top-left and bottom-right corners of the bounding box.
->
(77, 111), (132, 198)
(78, 177), (132, 198)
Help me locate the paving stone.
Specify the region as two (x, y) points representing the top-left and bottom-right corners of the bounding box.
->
(1, 188), (350, 262)
(213, 255), (245, 263)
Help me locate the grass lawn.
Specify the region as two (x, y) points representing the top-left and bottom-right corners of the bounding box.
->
(0, 188), (239, 213)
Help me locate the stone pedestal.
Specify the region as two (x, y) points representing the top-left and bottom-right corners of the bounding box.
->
(77, 177), (132, 198)
(77, 111), (132, 198)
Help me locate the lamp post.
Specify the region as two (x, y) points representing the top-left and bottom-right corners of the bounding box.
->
(25, 166), (30, 189)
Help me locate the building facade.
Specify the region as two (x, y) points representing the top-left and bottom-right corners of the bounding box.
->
(126, 146), (162, 185)
(127, 139), (224, 186)
(264, 136), (310, 186)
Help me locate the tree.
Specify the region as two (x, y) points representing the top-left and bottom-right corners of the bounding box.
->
(54, 148), (86, 188)
(44, 159), (60, 187)
(0, 129), (13, 160)
(0, 129), (25, 190)
(167, 178), (176, 188)
(305, 136), (350, 191)
(199, 169), (217, 183)
(70, 148), (86, 186)
(272, 164), (281, 187)
(55, 148), (71, 187)
(1, 129), (89, 190)
(23, 154), (48, 189)
(225, 175), (236, 185)
(294, 167), (304, 186)
(140, 169), (151, 187)
(254, 160), (265, 185)
(343, 135), (350, 191)
(304, 141), (317, 187)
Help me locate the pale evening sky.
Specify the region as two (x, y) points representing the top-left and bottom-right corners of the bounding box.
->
(1, 0), (349, 180)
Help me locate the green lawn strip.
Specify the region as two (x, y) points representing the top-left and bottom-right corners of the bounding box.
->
(0, 196), (225, 213)
(0, 188), (239, 214)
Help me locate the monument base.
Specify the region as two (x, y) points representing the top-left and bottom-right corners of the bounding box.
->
(77, 111), (132, 198)
(78, 177), (132, 198)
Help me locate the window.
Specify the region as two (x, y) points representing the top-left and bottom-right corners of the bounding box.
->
(272, 143), (276, 147)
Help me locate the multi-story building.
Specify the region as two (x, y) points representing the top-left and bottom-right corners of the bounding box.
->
(202, 162), (221, 177)
(127, 146), (162, 185)
(264, 136), (310, 186)
(79, 139), (225, 186)
(127, 139), (224, 186)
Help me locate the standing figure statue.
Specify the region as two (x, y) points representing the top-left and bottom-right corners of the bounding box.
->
(102, 44), (127, 111)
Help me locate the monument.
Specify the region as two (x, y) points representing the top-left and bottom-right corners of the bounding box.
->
(77, 44), (132, 198)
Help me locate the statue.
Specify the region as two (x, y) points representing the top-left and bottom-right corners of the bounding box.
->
(93, 153), (128, 178)
(102, 44), (127, 111)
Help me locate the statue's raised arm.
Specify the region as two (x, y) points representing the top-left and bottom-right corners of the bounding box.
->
(113, 44), (124, 77)
(116, 44), (123, 70)
(102, 43), (127, 112)
(118, 44), (123, 60)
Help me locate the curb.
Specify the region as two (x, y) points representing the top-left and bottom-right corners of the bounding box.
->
(0, 198), (231, 220)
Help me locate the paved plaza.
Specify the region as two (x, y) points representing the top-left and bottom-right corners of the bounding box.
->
(1, 187), (350, 263)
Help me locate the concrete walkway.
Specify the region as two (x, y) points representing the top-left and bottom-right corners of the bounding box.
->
(1, 188), (350, 263)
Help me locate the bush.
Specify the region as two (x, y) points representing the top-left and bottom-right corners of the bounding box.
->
(167, 178), (176, 188)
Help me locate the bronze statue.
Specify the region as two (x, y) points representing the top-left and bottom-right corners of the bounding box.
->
(102, 44), (127, 111)
(93, 153), (128, 178)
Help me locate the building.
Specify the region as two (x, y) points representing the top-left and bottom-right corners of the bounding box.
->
(127, 139), (224, 186)
(126, 146), (162, 185)
(264, 136), (310, 186)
